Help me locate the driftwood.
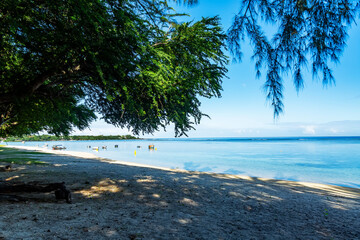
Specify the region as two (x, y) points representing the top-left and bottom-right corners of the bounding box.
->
(0, 182), (72, 203)
(0, 194), (28, 202)
(0, 165), (12, 172)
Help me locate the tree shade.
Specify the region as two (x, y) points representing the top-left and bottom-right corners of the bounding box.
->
(0, 0), (228, 137)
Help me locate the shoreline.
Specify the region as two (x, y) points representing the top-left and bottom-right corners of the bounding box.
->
(1, 145), (360, 239)
(4, 138), (360, 190)
(4, 145), (360, 194)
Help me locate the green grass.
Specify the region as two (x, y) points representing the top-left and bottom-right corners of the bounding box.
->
(0, 157), (47, 165)
(0, 147), (50, 155)
(0, 146), (48, 165)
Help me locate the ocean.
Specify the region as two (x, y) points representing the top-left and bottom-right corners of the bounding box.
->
(4, 137), (360, 188)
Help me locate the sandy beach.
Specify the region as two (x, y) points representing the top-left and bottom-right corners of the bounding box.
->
(1, 146), (360, 240)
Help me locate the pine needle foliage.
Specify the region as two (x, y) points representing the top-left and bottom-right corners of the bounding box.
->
(227, 0), (360, 117)
(177, 0), (360, 117)
(0, 0), (228, 137)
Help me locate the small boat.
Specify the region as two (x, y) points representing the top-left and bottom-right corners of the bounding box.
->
(52, 145), (66, 150)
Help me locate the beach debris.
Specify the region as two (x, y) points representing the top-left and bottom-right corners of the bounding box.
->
(92, 147), (99, 151)
(0, 194), (27, 202)
(115, 145), (119, 148)
(102, 146), (107, 149)
(55, 186), (72, 204)
(0, 182), (72, 203)
(137, 146), (141, 148)
(148, 145), (155, 150)
(245, 205), (253, 212)
(128, 233), (144, 240)
(0, 165), (12, 172)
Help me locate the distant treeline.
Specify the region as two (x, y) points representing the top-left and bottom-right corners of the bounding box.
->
(4, 135), (140, 142)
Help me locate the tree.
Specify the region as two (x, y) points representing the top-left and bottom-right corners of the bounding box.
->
(227, 0), (360, 117)
(180, 0), (360, 117)
(0, 0), (228, 137)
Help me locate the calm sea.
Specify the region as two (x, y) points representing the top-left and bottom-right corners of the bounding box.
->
(5, 137), (360, 188)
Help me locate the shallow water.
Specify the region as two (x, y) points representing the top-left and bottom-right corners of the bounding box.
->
(5, 137), (360, 188)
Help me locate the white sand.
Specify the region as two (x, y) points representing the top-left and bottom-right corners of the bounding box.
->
(1, 145), (360, 239)
(6, 145), (99, 160)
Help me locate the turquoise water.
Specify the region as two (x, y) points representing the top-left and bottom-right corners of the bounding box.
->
(5, 137), (360, 188)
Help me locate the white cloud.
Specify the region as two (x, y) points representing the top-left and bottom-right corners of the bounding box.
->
(69, 119), (360, 137)
(329, 128), (340, 134)
(71, 119), (132, 136)
(300, 125), (316, 135)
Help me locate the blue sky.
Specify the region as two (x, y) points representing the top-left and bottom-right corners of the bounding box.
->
(74, 0), (360, 137)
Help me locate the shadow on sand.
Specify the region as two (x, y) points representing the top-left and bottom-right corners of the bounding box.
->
(1, 150), (360, 239)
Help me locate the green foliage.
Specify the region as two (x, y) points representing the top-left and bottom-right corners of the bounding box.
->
(0, 0), (228, 137)
(0, 157), (46, 165)
(181, 0), (360, 117)
(227, 0), (360, 117)
(97, 16), (228, 136)
(172, 0), (199, 7)
(0, 147), (47, 164)
(4, 134), (139, 141)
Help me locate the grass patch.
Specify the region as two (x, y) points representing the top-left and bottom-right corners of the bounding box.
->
(0, 157), (47, 165)
(0, 147), (50, 155)
(0, 147), (48, 165)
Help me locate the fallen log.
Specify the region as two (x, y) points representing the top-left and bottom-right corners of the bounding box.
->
(0, 182), (72, 203)
(0, 194), (27, 202)
(0, 165), (12, 172)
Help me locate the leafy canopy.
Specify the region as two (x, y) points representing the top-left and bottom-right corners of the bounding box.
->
(227, 0), (360, 117)
(0, 0), (228, 137)
(182, 0), (360, 117)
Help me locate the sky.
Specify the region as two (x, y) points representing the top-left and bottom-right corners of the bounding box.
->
(73, 0), (360, 138)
